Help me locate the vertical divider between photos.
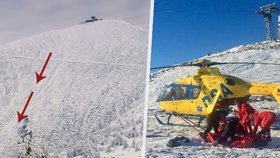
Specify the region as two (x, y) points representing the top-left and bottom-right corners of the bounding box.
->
(141, 0), (155, 157)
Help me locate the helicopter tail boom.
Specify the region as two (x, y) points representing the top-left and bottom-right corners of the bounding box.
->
(249, 82), (280, 104)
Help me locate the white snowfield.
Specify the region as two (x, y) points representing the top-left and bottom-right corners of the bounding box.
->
(0, 20), (148, 157)
(146, 41), (280, 157)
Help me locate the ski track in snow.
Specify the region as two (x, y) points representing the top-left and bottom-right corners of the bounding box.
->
(146, 41), (280, 158)
(0, 55), (145, 67)
(0, 20), (148, 157)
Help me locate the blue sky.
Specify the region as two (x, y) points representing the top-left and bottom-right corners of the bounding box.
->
(151, 0), (280, 68)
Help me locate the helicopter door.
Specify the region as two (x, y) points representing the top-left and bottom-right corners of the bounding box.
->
(157, 84), (202, 114)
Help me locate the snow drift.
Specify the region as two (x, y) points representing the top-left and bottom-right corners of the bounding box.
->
(146, 41), (280, 157)
(0, 20), (148, 157)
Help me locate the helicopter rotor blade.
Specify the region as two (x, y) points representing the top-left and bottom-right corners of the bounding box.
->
(150, 62), (199, 70)
(150, 65), (181, 70)
(209, 62), (280, 66)
(151, 60), (280, 70)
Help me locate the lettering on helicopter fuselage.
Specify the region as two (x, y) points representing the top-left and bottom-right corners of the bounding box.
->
(220, 83), (233, 97)
(202, 89), (217, 109)
(202, 84), (233, 109)
(202, 96), (211, 109)
(210, 89), (217, 98)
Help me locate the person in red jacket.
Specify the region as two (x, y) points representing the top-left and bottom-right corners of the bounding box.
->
(252, 111), (277, 141)
(235, 100), (255, 136)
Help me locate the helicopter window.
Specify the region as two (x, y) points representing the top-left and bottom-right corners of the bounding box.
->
(174, 85), (188, 100)
(163, 87), (175, 101)
(192, 86), (200, 99)
(157, 84), (176, 101)
(157, 84), (201, 101)
(174, 85), (200, 100)
(225, 78), (236, 86)
(186, 85), (201, 99)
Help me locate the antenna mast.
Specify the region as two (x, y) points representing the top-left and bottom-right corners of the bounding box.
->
(256, 3), (280, 41)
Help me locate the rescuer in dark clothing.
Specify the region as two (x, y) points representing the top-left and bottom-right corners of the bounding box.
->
(214, 117), (243, 144)
(204, 110), (224, 134)
(201, 102), (228, 141)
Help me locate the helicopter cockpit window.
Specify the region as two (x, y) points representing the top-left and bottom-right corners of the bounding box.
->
(186, 85), (201, 99)
(174, 85), (188, 100)
(157, 84), (201, 101)
(192, 86), (200, 99)
(157, 84), (176, 101)
(225, 78), (235, 86)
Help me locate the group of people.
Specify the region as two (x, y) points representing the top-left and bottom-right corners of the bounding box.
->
(199, 99), (277, 147)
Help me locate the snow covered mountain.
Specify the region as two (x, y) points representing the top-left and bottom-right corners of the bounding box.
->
(146, 41), (280, 157)
(0, 20), (148, 157)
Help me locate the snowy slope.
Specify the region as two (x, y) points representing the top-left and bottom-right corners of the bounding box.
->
(146, 41), (280, 157)
(0, 20), (148, 157)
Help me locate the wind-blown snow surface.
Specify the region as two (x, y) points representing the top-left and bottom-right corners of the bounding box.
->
(146, 41), (280, 157)
(0, 20), (148, 157)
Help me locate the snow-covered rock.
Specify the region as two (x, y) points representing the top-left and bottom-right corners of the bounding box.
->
(0, 20), (148, 157)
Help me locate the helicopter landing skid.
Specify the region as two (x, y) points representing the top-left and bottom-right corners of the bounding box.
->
(154, 113), (205, 128)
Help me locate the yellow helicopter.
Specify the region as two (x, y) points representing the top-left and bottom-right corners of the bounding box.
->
(151, 59), (280, 126)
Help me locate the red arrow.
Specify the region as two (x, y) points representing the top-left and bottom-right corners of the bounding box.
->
(17, 91), (34, 123)
(35, 52), (52, 84)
